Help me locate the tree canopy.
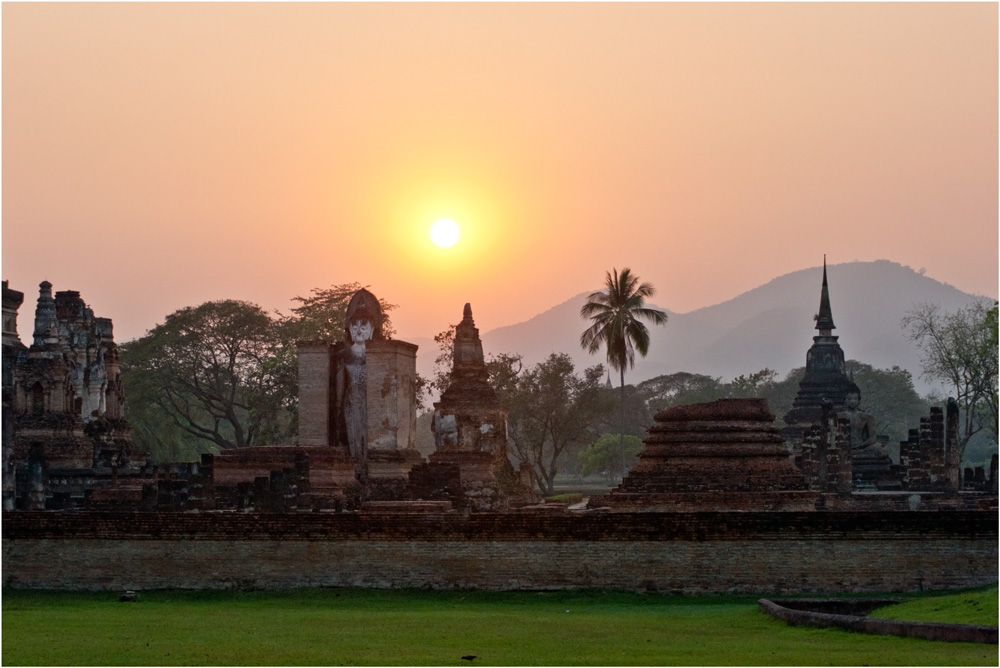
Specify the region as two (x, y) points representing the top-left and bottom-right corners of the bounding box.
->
(120, 300), (290, 452)
(504, 354), (613, 495)
(579, 433), (644, 479)
(902, 300), (999, 454)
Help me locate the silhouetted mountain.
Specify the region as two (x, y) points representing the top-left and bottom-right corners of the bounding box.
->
(473, 260), (992, 396)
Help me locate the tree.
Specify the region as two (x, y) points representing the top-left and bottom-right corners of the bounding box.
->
(579, 433), (644, 480)
(726, 368), (778, 398)
(758, 368), (806, 426)
(505, 354), (613, 495)
(580, 268), (667, 480)
(121, 366), (220, 462)
(120, 300), (290, 451)
(289, 283), (396, 341)
(986, 302), (999, 442)
(636, 372), (725, 414)
(484, 352), (524, 404)
(594, 383), (654, 441)
(425, 325), (457, 404)
(902, 300), (999, 455)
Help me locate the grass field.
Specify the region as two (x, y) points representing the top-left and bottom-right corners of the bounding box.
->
(869, 585), (998, 626)
(3, 588), (997, 666)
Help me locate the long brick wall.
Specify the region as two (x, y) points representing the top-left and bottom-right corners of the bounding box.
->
(3, 511), (996, 594)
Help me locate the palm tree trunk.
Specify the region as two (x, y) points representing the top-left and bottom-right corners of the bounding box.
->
(619, 366), (626, 482)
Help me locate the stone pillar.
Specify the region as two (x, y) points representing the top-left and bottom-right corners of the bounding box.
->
(362, 339), (423, 501)
(365, 340), (418, 452)
(925, 407), (947, 490)
(296, 342), (333, 446)
(945, 398), (961, 492)
(901, 428), (922, 489)
(831, 415), (853, 495)
(990, 454), (998, 494)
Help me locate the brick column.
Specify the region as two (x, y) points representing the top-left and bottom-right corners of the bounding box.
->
(296, 342), (333, 446)
(365, 340), (418, 451)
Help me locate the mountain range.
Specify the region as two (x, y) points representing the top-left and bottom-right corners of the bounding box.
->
(412, 260), (994, 397)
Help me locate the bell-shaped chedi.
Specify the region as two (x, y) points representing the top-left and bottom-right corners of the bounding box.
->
(428, 304), (535, 511)
(783, 259), (856, 433)
(589, 398), (817, 512)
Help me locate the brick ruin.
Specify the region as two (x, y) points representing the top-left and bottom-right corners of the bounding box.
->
(208, 301), (537, 513)
(2, 281), (145, 510)
(586, 261), (994, 513)
(2, 275), (994, 515)
(1, 284), (540, 512)
(424, 303), (536, 510)
(2, 281), (25, 510)
(781, 259), (897, 488)
(2, 277), (996, 594)
(778, 261), (989, 499)
(128, 292), (534, 513)
(590, 398), (817, 511)
(782, 260), (856, 436)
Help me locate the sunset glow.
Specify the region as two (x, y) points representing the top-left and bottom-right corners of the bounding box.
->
(430, 219), (460, 248)
(1, 4), (995, 343)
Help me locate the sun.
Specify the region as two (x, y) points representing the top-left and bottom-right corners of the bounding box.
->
(430, 218), (460, 248)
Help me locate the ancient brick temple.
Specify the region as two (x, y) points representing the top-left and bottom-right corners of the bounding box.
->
(3, 281), (26, 510)
(207, 298), (537, 513)
(590, 398), (817, 511)
(211, 288), (423, 509)
(3, 278), (996, 595)
(782, 260), (896, 489)
(797, 399), (966, 507)
(782, 259), (856, 435)
(426, 304), (535, 511)
(3, 281), (144, 509)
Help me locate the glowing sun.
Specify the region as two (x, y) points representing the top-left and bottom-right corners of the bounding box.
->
(430, 218), (460, 248)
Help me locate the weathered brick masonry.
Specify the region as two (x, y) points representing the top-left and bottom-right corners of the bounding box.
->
(4, 510), (995, 594)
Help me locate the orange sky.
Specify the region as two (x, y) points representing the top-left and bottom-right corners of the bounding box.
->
(3, 3), (997, 343)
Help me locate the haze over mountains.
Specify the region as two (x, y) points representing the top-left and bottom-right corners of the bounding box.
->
(413, 260), (994, 397)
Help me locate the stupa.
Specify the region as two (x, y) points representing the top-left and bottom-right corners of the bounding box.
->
(590, 398), (817, 511)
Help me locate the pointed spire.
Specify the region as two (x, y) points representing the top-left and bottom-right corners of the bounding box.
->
(454, 303), (484, 364)
(33, 280), (59, 347)
(815, 255), (836, 334)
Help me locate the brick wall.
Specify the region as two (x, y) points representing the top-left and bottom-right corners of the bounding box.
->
(3, 510), (995, 594)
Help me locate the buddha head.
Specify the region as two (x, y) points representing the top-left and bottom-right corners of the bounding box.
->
(843, 382), (862, 410)
(344, 288), (383, 344)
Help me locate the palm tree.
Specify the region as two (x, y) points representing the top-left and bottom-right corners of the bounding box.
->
(580, 268), (667, 480)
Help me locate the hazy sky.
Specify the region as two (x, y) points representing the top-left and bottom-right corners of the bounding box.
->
(3, 3), (997, 343)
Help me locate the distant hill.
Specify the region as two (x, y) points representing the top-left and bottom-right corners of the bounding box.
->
(469, 260), (992, 396)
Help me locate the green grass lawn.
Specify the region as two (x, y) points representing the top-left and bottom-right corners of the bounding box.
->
(869, 585), (998, 626)
(3, 588), (997, 666)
